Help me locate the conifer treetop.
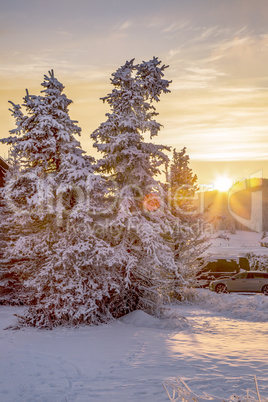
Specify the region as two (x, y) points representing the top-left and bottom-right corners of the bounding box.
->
(170, 147), (198, 191)
(1, 70), (91, 179)
(91, 57), (171, 189)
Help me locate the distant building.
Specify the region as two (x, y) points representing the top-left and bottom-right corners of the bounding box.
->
(0, 157), (8, 187)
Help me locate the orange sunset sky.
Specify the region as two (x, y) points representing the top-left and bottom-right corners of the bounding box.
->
(1, 0), (268, 187)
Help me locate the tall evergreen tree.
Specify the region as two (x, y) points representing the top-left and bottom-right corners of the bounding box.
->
(167, 147), (209, 286)
(169, 147), (198, 218)
(0, 71), (121, 327)
(91, 58), (181, 315)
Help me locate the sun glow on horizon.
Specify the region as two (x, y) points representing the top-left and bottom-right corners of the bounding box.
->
(213, 175), (233, 192)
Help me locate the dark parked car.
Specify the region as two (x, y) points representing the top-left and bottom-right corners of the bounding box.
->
(209, 271), (268, 294)
(196, 257), (249, 287)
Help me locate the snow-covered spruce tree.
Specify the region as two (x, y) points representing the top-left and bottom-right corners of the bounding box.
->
(0, 71), (123, 327)
(166, 147), (209, 293)
(245, 252), (268, 272)
(0, 162), (26, 305)
(91, 57), (183, 316)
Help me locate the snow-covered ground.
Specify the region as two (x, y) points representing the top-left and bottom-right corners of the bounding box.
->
(0, 290), (267, 401)
(206, 230), (268, 257)
(0, 231), (267, 401)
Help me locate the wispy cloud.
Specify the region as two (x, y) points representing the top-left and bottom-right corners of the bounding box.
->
(119, 20), (133, 30)
(56, 30), (74, 37)
(167, 47), (181, 60)
(185, 67), (226, 78)
(206, 32), (268, 76)
(200, 26), (218, 40)
(162, 20), (189, 34)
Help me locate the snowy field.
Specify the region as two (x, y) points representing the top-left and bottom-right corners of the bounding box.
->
(0, 290), (267, 402)
(206, 230), (268, 257)
(0, 230), (267, 401)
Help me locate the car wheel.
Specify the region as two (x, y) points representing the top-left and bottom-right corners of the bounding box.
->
(262, 284), (268, 295)
(215, 284), (228, 294)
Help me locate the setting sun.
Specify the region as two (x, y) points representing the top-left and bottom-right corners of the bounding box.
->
(213, 176), (233, 192)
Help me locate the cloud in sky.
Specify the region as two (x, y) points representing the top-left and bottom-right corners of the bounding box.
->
(1, 0), (268, 182)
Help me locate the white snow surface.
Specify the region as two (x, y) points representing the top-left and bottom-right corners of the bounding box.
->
(205, 230), (268, 257)
(0, 291), (267, 401)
